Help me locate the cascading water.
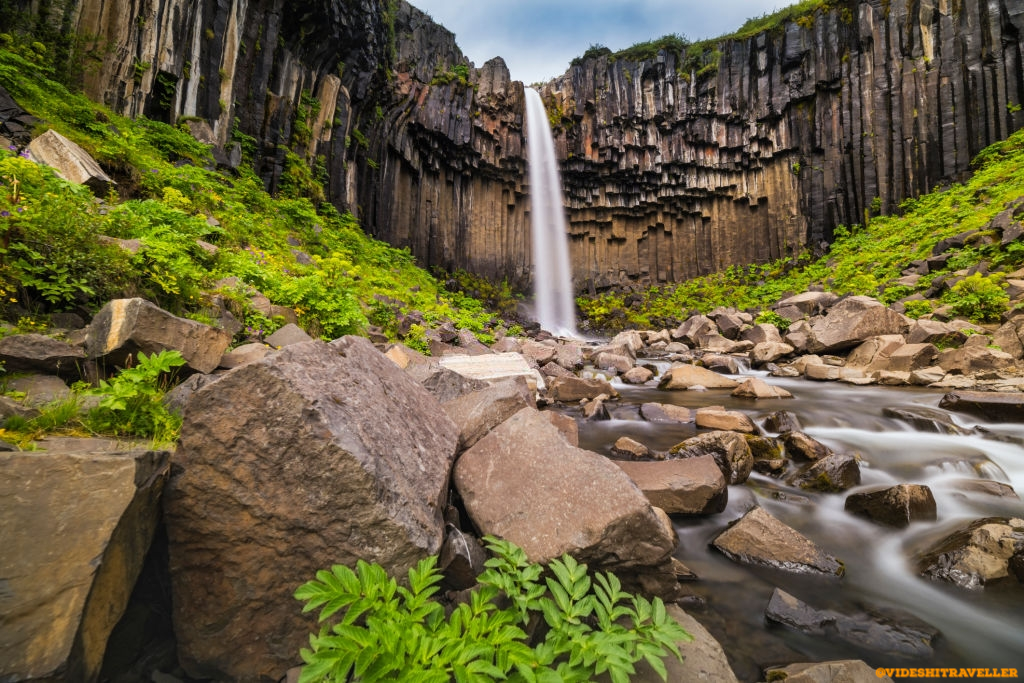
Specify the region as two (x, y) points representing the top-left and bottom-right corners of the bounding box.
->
(524, 88), (577, 337)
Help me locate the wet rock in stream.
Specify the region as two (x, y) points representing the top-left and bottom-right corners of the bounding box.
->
(917, 517), (1024, 589)
(711, 507), (844, 577)
(765, 588), (940, 658)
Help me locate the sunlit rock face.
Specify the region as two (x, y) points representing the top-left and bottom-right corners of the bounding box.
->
(35, 0), (1024, 290)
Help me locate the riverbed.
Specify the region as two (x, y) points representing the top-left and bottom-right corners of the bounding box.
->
(565, 365), (1024, 680)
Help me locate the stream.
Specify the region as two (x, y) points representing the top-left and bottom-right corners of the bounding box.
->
(564, 363), (1024, 680)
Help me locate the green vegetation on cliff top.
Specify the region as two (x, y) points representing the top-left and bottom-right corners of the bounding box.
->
(578, 126), (1024, 331)
(0, 45), (511, 353)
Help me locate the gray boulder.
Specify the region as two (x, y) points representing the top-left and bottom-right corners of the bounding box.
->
(87, 298), (231, 374)
(711, 507), (844, 576)
(939, 390), (1024, 421)
(164, 337), (459, 680)
(0, 441), (169, 682)
(765, 589), (938, 658)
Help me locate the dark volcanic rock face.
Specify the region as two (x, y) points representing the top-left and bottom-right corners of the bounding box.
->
(38, 0), (1024, 290)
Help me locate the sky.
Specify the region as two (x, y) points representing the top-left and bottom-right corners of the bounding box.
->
(408, 0), (794, 85)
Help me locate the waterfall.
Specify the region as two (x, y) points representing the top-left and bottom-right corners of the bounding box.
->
(524, 88), (577, 337)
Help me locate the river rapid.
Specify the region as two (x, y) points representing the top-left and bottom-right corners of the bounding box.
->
(564, 363), (1024, 680)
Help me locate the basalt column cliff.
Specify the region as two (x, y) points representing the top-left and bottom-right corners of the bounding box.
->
(15, 0), (1024, 291)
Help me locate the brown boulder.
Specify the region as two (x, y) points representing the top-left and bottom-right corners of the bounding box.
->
(443, 377), (532, 450)
(939, 390), (1024, 421)
(659, 364), (739, 390)
(731, 377), (793, 399)
(937, 345), (1015, 375)
(611, 436), (650, 459)
(640, 402), (693, 424)
(165, 337), (459, 680)
(781, 431), (834, 461)
(711, 506), (844, 576)
(615, 455), (727, 515)
(87, 298), (231, 374)
(806, 296), (910, 354)
(547, 376), (617, 402)
(917, 517), (1024, 589)
(0, 441), (169, 682)
(792, 453), (861, 492)
(845, 485), (937, 527)
(695, 407), (758, 433)
(622, 366), (654, 384)
(453, 407), (676, 573)
(671, 431), (754, 485)
(749, 341), (794, 365)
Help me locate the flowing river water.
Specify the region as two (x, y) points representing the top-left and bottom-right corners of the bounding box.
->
(561, 362), (1024, 680)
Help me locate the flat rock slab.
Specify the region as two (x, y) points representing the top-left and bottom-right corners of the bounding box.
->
(0, 442), (169, 682)
(454, 407), (676, 572)
(545, 375), (616, 402)
(939, 391), (1024, 422)
(0, 333), (85, 376)
(28, 128), (114, 194)
(615, 455), (727, 515)
(659, 364), (739, 390)
(439, 352), (543, 392)
(765, 588), (938, 658)
(712, 506), (844, 576)
(640, 402), (693, 423)
(165, 337), (459, 681)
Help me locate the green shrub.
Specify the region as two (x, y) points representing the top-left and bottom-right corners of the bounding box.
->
(754, 309), (792, 331)
(295, 536), (691, 683)
(942, 273), (1009, 323)
(902, 299), (933, 319)
(85, 349), (185, 442)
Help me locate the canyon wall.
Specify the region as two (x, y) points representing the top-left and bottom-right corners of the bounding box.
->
(11, 0), (1024, 292)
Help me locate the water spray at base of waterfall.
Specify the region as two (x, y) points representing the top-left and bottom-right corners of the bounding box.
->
(524, 88), (577, 338)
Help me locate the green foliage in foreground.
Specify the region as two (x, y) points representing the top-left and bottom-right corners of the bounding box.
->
(295, 536), (691, 683)
(0, 46), (502, 348)
(579, 126), (1024, 331)
(1, 349), (185, 445)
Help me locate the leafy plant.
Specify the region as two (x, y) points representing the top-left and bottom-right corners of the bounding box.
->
(942, 272), (1009, 323)
(85, 349), (186, 441)
(754, 309), (792, 332)
(295, 536), (691, 683)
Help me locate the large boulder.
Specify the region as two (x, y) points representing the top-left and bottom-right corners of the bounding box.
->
(993, 317), (1024, 358)
(671, 315), (718, 345)
(87, 298), (231, 374)
(845, 484), (937, 527)
(0, 440), (169, 683)
(615, 456), (727, 515)
(937, 345), (1015, 375)
(0, 333), (86, 377)
(659, 364), (739, 390)
(439, 352), (543, 392)
(453, 407), (677, 575)
(711, 507), (844, 576)
(731, 377), (793, 399)
(164, 337), (459, 680)
(670, 431), (753, 485)
(806, 296), (910, 354)
(791, 453), (861, 492)
(640, 402), (693, 424)
(27, 128), (114, 194)
(916, 517), (1024, 589)
(775, 291), (839, 317)
(442, 377), (532, 450)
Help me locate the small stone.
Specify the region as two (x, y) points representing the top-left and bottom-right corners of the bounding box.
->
(845, 484), (937, 527)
